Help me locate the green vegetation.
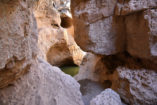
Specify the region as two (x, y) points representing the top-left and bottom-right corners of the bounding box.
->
(61, 66), (79, 76)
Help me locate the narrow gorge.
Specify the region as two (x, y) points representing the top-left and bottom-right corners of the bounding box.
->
(0, 0), (157, 105)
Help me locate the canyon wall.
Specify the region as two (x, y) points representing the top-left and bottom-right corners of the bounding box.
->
(35, 0), (85, 66)
(71, 0), (157, 105)
(0, 0), (84, 105)
(0, 0), (38, 88)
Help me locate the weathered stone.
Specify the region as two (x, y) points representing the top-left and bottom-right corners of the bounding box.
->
(112, 67), (157, 105)
(90, 89), (122, 105)
(71, 0), (125, 55)
(126, 9), (157, 59)
(0, 58), (84, 105)
(35, 0), (85, 66)
(47, 41), (73, 67)
(115, 0), (157, 15)
(76, 52), (157, 105)
(0, 0), (38, 88)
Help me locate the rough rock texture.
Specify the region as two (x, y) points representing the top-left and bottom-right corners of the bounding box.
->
(0, 1), (85, 105)
(94, 53), (157, 105)
(115, 0), (157, 15)
(71, 1), (157, 104)
(35, 0), (85, 66)
(112, 67), (157, 105)
(71, 0), (124, 55)
(0, 0), (38, 88)
(90, 89), (122, 105)
(0, 58), (84, 105)
(71, 0), (157, 60)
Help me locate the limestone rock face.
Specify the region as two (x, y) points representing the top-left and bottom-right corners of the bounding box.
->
(71, 0), (157, 60)
(115, 0), (157, 15)
(112, 67), (157, 105)
(76, 52), (157, 105)
(0, 58), (84, 105)
(71, 0), (124, 55)
(0, 0), (38, 88)
(95, 55), (157, 105)
(90, 89), (122, 105)
(35, 0), (85, 66)
(71, 0), (157, 105)
(125, 9), (157, 59)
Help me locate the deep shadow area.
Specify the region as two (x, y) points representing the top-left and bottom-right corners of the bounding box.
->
(60, 16), (73, 28)
(101, 51), (157, 73)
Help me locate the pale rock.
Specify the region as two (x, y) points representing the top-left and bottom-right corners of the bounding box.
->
(90, 89), (122, 105)
(0, 58), (84, 105)
(71, 0), (125, 55)
(112, 67), (157, 105)
(115, 0), (157, 15)
(35, 0), (85, 66)
(71, 0), (157, 60)
(0, 0), (38, 88)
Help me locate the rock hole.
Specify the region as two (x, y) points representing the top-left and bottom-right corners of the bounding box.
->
(60, 16), (72, 28)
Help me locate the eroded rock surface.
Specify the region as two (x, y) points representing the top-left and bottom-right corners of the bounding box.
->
(35, 0), (85, 66)
(71, 1), (157, 104)
(0, 1), (85, 105)
(90, 89), (122, 105)
(112, 67), (157, 105)
(71, 0), (157, 60)
(84, 52), (157, 105)
(0, 58), (84, 105)
(0, 0), (38, 88)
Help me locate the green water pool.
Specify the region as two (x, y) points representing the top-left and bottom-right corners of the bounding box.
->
(60, 66), (79, 76)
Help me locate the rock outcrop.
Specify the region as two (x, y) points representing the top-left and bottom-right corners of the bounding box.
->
(71, 0), (157, 60)
(90, 89), (122, 105)
(112, 67), (157, 105)
(0, 0), (38, 88)
(35, 0), (85, 66)
(71, 0), (157, 105)
(0, 58), (84, 105)
(0, 1), (85, 105)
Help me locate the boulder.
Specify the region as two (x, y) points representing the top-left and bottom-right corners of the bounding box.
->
(71, 0), (125, 55)
(90, 89), (122, 105)
(71, 0), (157, 60)
(0, 58), (84, 105)
(112, 67), (157, 105)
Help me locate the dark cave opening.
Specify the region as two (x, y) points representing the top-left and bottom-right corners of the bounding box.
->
(60, 16), (73, 28)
